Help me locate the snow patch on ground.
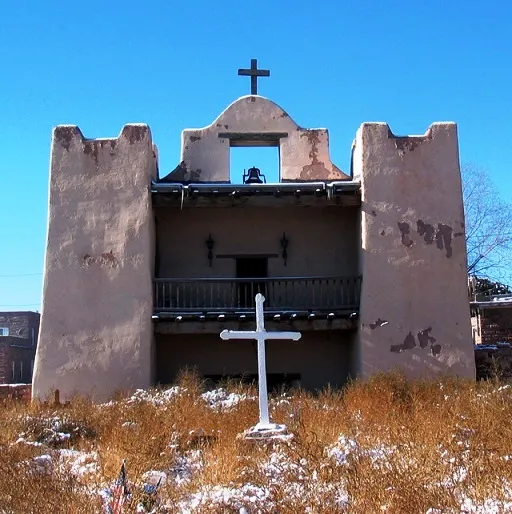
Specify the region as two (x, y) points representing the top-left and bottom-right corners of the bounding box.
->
(24, 448), (98, 479)
(125, 386), (182, 406)
(327, 435), (395, 468)
(169, 449), (204, 486)
(178, 483), (271, 513)
(200, 388), (255, 411)
(59, 449), (99, 477)
(31, 454), (53, 474)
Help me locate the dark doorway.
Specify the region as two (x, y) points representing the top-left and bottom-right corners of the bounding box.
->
(236, 257), (268, 308)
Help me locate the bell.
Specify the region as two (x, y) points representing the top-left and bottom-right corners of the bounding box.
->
(243, 167), (266, 184)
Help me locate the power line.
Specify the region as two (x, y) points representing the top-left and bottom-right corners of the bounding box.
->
(0, 273), (43, 278)
(0, 302), (41, 307)
(0, 303), (40, 307)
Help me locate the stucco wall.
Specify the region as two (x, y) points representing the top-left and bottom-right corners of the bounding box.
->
(156, 206), (359, 279)
(33, 125), (157, 401)
(156, 331), (357, 390)
(355, 123), (475, 379)
(163, 96), (349, 183)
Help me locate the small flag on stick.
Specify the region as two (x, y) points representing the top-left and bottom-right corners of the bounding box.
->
(109, 460), (129, 514)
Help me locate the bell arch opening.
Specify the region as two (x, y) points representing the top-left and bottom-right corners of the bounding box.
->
(230, 146), (280, 184)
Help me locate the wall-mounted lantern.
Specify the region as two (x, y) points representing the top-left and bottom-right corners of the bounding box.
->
(280, 232), (289, 266)
(205, 234), (215, 267)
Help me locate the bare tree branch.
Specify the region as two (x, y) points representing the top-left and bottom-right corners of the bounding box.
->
(462, 164), (512, 285)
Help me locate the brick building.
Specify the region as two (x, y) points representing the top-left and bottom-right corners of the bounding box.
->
(0, 312), (40, 384)
(470, 296), (512, 346)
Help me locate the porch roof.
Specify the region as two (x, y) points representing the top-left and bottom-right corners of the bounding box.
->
(470, 299), (512, 309)
(151, 180), (361, 208)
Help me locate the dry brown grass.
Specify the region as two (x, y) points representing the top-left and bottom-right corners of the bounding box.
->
(0, 372), (511, 513)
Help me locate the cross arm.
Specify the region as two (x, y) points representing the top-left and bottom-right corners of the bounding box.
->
(237, 69), (270, 77)
(264, 332), (301, 341)
(220, 330), (301, 341)
(220, 330), (261, 340)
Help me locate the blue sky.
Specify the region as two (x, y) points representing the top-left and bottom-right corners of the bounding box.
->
(1, 0), (511, 310)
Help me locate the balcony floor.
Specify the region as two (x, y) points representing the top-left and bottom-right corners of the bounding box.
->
(153, 314), (358, 334)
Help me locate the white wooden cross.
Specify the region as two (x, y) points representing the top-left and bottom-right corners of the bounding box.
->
(220, 293), (301, 431)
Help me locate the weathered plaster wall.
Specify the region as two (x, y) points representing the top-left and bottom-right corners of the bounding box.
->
(156, 206), (359, 279)
(355, 123), (475, 379)
(163, 96), (349, 183)
(33, 125), (157, 401)
(156, 331), (357, 390)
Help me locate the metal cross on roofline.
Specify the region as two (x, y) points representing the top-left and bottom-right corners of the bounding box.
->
(238, 58), (270, 95)
(220, 293), (301, 429)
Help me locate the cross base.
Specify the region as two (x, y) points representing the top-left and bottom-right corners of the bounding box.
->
(241, 422), (293, 442)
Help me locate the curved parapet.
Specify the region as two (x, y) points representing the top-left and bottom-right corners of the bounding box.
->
(353, 121), (475, 380)
(161, 95), (349, 183)
(33, 124), (158, 402)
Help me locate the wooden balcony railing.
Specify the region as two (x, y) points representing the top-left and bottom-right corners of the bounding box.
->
(153, 276), (361, 314)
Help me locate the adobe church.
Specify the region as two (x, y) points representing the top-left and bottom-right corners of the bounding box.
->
(33, 60), (475, 401)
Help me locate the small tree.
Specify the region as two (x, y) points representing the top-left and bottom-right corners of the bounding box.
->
(462, 164), (512, 285)
(470, 277), (511, 298)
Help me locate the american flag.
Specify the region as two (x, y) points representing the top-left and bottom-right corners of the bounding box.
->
(109, 460), (129, 514)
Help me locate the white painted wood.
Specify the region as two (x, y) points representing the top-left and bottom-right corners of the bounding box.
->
(220, 293), (301, 428)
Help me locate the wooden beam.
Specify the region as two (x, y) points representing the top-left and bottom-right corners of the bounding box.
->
(218, 132), (288, 148)
(152, 194), (361, 209)
(154, 318), (356, 335)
